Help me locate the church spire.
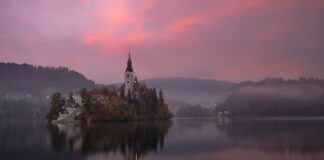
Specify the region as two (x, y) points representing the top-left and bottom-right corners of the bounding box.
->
(128, 50), (131, 62)
(126, 50), (133, 72)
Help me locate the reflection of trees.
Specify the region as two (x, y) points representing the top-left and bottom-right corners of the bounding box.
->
(47, 124), (67, 151)
(47, 121), (171, 160)
(217, 119), (324, 155)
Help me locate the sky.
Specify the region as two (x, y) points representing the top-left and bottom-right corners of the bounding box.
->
(0, 0), (324, 84)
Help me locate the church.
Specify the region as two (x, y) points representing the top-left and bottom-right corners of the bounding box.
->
(120, 51), (139, 98)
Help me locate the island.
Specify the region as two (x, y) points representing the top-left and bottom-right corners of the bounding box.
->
(46, 53), (172, 123)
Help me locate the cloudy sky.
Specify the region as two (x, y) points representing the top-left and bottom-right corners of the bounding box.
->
(0, 0), (324, 83)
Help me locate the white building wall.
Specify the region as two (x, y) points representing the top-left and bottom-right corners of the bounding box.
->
(72, 94), (83, 106)
(124, 71), (135, 96)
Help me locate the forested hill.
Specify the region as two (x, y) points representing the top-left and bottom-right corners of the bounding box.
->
(0, 62), (97, 119)
(216, 78), (324, 116)
(0, 62), (96, 97)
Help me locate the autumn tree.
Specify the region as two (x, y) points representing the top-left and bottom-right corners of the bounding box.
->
(80, 88), (94, 113)
(46, 92), (63, 122)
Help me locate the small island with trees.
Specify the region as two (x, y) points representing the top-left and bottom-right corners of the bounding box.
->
(46, 53), (172, 123)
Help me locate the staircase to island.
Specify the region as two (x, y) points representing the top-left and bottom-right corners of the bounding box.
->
(54, 107), (81, 123)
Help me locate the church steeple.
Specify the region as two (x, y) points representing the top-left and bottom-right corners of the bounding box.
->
(126, 51), (133, 72)
(128, 51), (131, 61)
(124, 50), (136, 97)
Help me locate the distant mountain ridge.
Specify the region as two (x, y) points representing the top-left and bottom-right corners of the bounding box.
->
(2, 62), (323, 119)
(0, 62), (96, 97)
(110, 77), (236, 104)
(142, 77), (235, 94)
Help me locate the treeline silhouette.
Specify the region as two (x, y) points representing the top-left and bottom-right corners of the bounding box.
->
(176, 105), (214, 117)
(216, 77), (324, 116)
(0, 62), (96, 119)
(0, 62), (95, 96)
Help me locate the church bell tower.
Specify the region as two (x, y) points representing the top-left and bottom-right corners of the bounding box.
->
(124, 51), (136, 97)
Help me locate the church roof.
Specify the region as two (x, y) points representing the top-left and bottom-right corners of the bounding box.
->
(125, 52), (134, 72)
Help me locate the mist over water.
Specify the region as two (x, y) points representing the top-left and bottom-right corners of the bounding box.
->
(1, 118), (324, 160)
(236, 83), (324, 100)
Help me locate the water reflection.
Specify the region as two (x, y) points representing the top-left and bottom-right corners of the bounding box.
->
(47, 122), (171, 160)
(2, 119), (324, 160)
(157, 118), (324, 160)
(217, 118), (324, 155)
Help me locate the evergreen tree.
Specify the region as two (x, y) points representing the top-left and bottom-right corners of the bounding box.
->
(46, 92), (63, 121)
(120, 89), (125, 98)
(111, 88), (118, 97)
(159, 90), (164, 104)
(152, 88), (158, 103)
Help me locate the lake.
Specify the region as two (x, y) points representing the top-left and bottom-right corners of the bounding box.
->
(1, 118), (324, 160)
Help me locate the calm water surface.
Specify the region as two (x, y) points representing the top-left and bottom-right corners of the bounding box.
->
(1, 118), (324, 160)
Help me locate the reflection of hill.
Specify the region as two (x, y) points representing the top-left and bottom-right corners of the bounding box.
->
(47, 122), (171, 160)
(217, 119), (324, 155)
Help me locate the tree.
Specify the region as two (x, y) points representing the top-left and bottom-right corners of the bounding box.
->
(46, 92), (63, 121)
(80, 88), (93, 113)
(152, 88), (158, 104)
(111, 88), (118, 97)
(120, 89), (125, 98)
(159, 90), (164, 104)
